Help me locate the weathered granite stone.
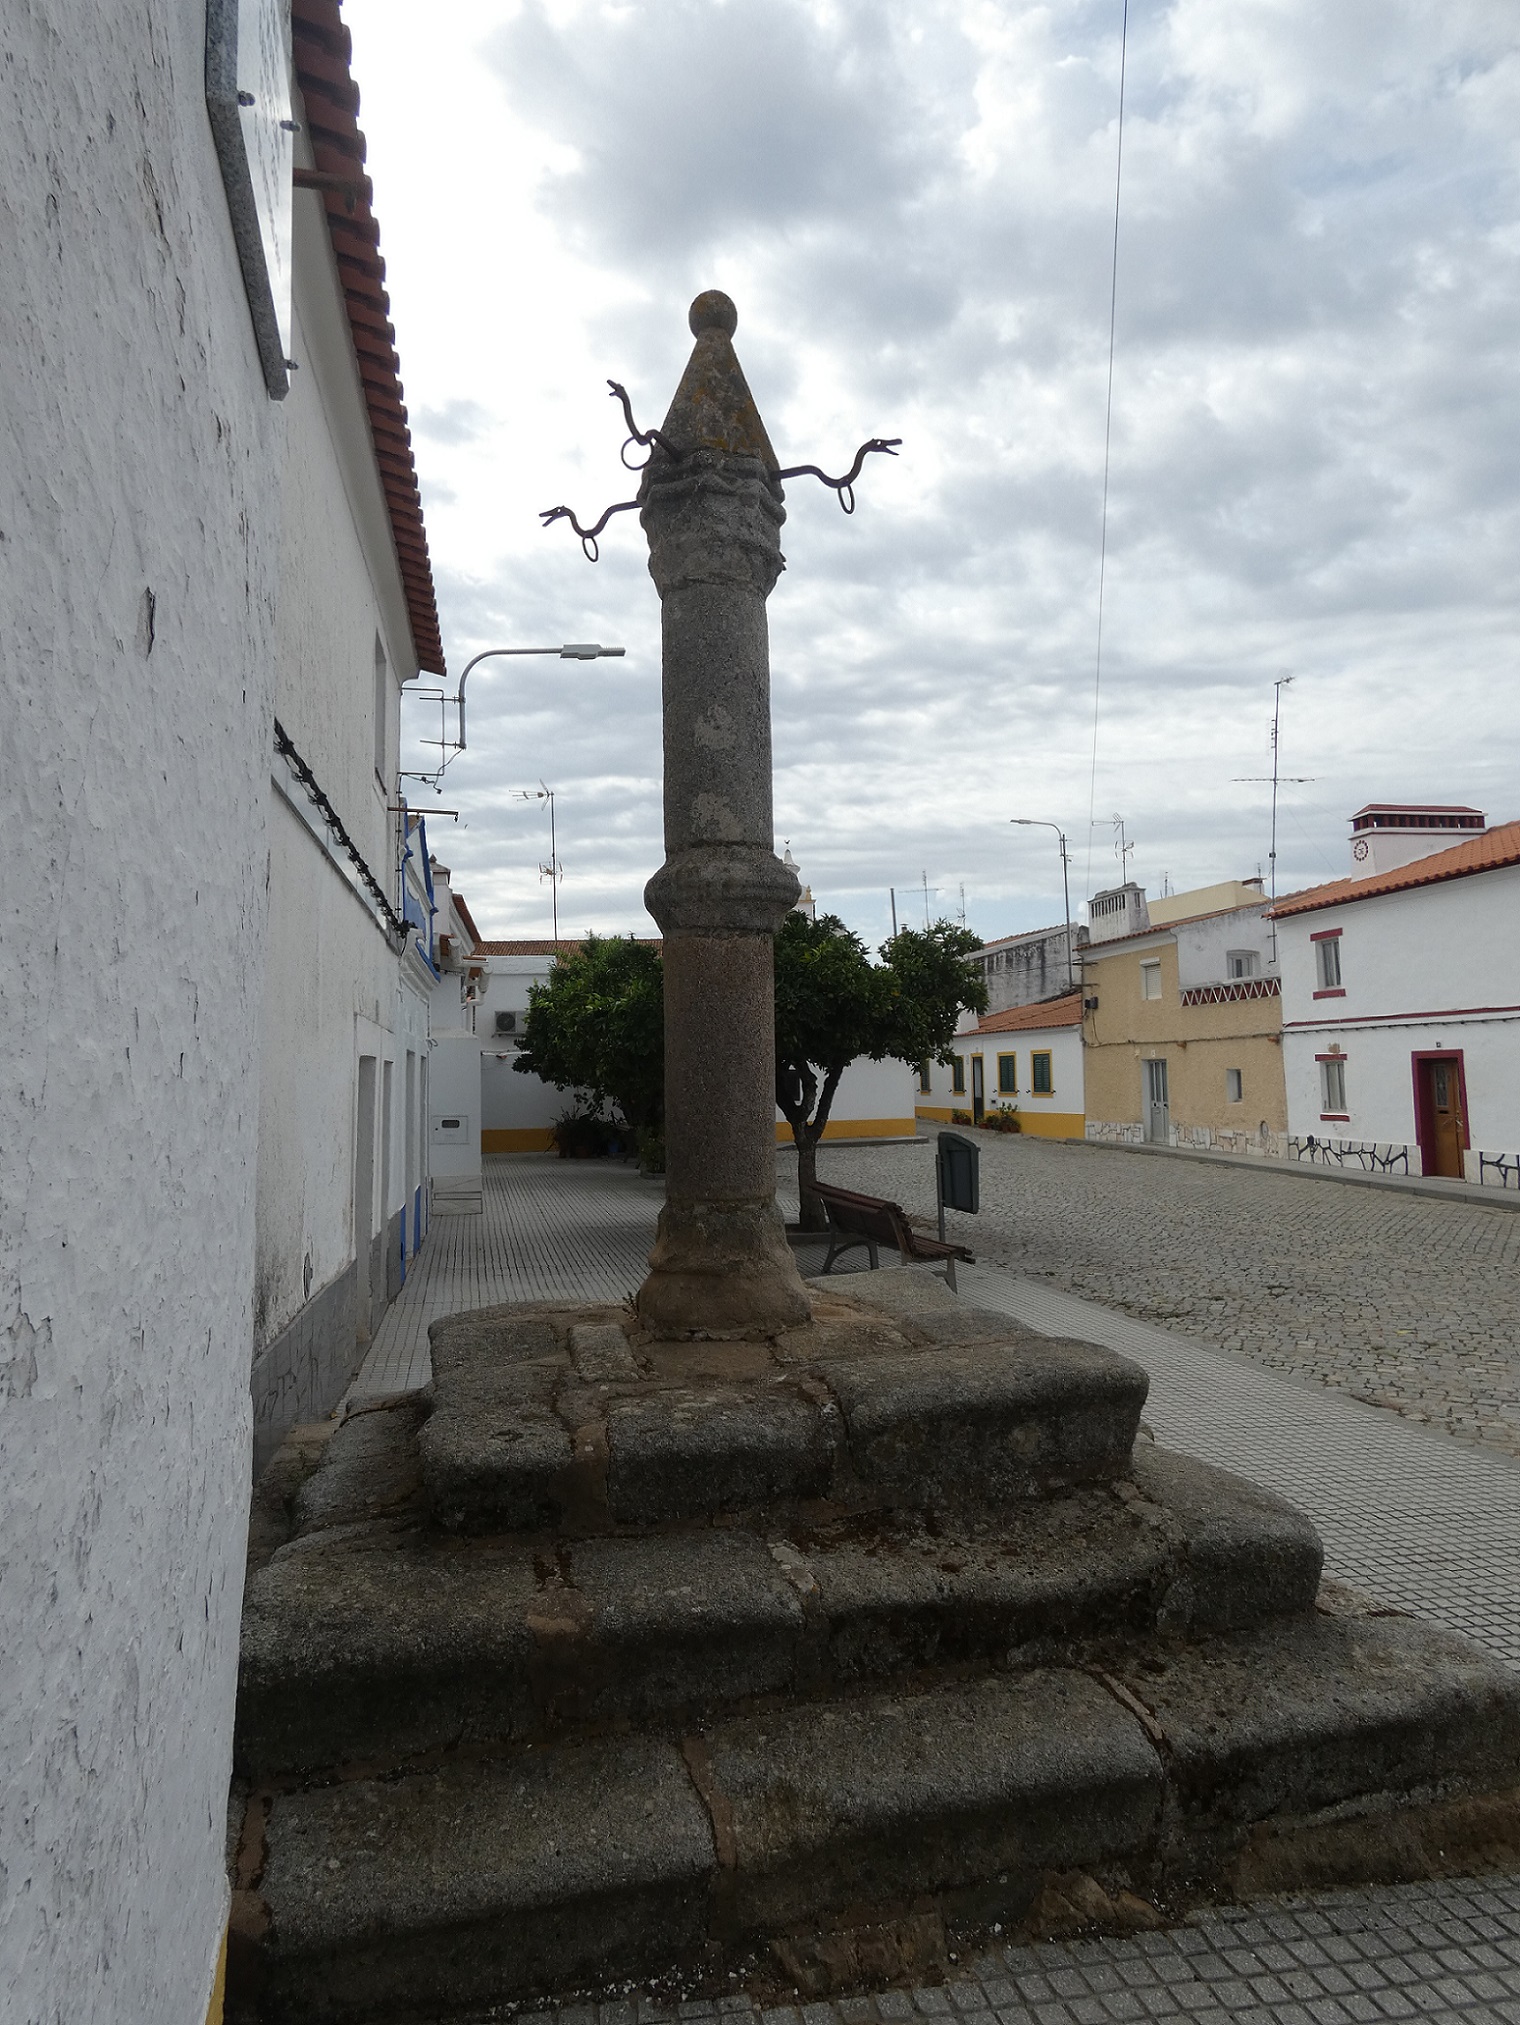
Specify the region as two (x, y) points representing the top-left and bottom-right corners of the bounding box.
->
(256, 1737), (715, 2022)
(289, 1399), (427, 1537)
(238, 1540), (540, 1774)
(420, 1361), (572, 1534)
(1129, 1443), (1323, 1630)
(560, 1530), (805, 1721)
(702, 1670), (1164, 1934)
(634, 293), (811, 1337)
(823, 1338), (1148, 1502)
(604, 1384), (833, 1523)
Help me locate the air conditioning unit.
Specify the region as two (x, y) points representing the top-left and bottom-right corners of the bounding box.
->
(494, 1009), (518, 1037)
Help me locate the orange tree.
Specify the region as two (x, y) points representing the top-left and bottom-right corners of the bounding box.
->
(774, 913), (986, 1229)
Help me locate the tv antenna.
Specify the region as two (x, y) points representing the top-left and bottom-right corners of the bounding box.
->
(513, 783), (563, 941)
(1112, 814), (1135, 879)
(1232, 676), (1314, 913)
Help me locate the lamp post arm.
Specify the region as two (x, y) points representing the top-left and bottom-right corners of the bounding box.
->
(444, 643), (626, 759)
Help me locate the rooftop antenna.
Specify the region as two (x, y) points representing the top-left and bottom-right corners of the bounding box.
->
(513, 783), (563, 941)
(1112, 814), (1134, 880)
(1232, 675), (1313, 960)
(958, 881), (967, 928)
(889, 886), (898, 936)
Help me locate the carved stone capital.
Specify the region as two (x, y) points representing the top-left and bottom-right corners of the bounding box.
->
(644, 846), (800, 937)
(639, 451), (786, 600)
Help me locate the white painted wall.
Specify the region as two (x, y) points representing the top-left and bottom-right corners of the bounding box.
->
(1173, 902), (1276, 989)
(1278, 861), (1520, 1181)
(0, 7), (283, 2016)
(251, 144), (429, 1452)
(790, 1055), (918, 1139)
(924, 1022), (1085, 1132)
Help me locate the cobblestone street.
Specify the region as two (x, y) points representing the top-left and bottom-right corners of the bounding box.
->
(814, 1134), (1520, 1464)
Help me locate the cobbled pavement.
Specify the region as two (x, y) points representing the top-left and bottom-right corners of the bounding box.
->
(810, 1132), (1520, 1463)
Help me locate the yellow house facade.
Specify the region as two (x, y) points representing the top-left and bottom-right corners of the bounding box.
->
(1081, 893), (1288, 1156)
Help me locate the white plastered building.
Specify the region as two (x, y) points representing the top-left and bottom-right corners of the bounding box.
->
(1273, 812), (1520, 1186)
(2, 4), (447, 2014)
(249, 16), (448, 1468)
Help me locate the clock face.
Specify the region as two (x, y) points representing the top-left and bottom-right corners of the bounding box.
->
(1352, 838), (1369, 862)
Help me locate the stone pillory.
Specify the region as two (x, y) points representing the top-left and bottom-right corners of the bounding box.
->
(635, 292), (812, 1337)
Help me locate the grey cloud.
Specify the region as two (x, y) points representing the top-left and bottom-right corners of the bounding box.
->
(401, 0), (1520, 943)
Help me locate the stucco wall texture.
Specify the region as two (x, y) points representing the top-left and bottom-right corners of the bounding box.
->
(1, 7), (281, 2019)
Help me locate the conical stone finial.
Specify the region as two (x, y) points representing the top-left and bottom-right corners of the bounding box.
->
(653, 291), (778, 468)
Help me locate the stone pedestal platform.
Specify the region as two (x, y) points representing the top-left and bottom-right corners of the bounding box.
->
(228, 1275), (1520, 2023)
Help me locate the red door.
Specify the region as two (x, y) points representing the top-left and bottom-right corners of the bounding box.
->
(1413, 1052), (1467, 1179)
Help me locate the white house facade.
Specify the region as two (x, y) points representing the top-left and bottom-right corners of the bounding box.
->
(249, 15), (447, 1469)
(1274, 820), (1520, 1186)
(919, 993), (1085, 1138)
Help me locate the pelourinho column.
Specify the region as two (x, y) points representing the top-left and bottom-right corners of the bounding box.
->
(635, 291), (812, 1336)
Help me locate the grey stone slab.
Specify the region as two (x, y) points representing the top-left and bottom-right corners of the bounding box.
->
(290, 1397), (427, 1535)
(236, 1537), (540, 1775)
(420, 1359), (574, 1533)
(702, 1669), (1163, 1931)
(571, 1321), (641, 1383)
(605, 1385), (833, 1523)
(1115, 1613), (1520, 1861)
(258, 1734), (715, 2020)
(824, 1339), (1148, 1505)
(1126, 1446), (1324, 1629)
(560, 1530), (805, 1720)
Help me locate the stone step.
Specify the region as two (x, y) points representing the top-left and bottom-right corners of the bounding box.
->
(236, 1438), (1323, 1779)
(234, 1611), (1520, 2023)
(416, 1288), (1149, 1534)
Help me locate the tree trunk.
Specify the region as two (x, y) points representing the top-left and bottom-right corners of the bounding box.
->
(795, 1130), (827, 1231)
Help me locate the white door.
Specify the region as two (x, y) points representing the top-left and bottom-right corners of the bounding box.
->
(1144, 1058), (1170, 1143)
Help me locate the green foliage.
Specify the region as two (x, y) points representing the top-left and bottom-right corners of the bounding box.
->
(514, 936), (664, 1132)
(775, 912), (988, 1224)
(875, 920), (989, 1068)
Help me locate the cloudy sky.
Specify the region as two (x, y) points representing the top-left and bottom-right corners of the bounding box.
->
(347, 0), (1520, 947)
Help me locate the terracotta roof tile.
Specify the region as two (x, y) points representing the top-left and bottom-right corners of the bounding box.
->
(291, 0), (444, 675)
(970, 992), (1084, 1034)
(1270, 820), (1520, 919)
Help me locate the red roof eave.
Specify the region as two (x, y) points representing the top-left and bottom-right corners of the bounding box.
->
(291, 0), (446, 676)
(1270, 821), (1520, 919)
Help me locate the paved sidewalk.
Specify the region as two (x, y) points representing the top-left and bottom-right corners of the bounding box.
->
(348, 1156), (1520, 2023)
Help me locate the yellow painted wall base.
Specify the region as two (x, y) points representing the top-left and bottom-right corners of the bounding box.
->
(481, 1127), (557, 1153)
(1010, 1110), (1084, 1140)
(777, 1117), (917, 1144)
(914, 1106), (1083, 1139)
(206, 1929), (226, 2025)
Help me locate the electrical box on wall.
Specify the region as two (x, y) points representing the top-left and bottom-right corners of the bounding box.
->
(431, 1113), (471, 1145)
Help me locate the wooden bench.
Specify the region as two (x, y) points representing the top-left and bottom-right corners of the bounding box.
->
(802, 1181), (974, 1279)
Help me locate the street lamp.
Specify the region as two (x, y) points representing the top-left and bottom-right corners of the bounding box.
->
(404, 642), (626, 787)
(1010, 818), (1074, 992)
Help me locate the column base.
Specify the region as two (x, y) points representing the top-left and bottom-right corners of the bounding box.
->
(636, 1196), (811, 1338)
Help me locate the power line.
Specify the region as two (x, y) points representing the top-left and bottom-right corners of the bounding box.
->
(1084, 0), (1130, 901)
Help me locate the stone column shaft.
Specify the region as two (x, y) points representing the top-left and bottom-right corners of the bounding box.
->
(635, 294), (811, 1336)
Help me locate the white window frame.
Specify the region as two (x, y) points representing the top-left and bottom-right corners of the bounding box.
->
(1315, 935), (1343, 991)
(1140, 959), (1162, 1001)
(1225, 1067), (1243, 1104)
(1320, 1055), (1348, 1115)
(1227, 950), (1260, 980)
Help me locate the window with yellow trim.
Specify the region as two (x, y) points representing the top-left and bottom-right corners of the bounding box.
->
(1030, 1050), (1053, 1094)
(997, 1053), (1017, 1094)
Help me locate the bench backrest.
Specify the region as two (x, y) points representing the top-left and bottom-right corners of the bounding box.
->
(810, 1181), (914, 1248)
